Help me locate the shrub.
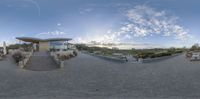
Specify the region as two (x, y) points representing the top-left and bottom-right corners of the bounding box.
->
(175, 50), (183, 53)
(73, 50), (78, 56)
(12, 52), (25, 63)
(190, 43), (200, 51)
(150, 52), (172, 58)
(69, 53), (74, 58)
(137, 51), (173, 59)
(56, 54), (60, 58)
(88, 50), (93, 53)
(59, 55), (70, 61)
(102, 51), (112, 56)
(137, 52), (154, 59)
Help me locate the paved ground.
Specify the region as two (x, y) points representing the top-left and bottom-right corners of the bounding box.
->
(0, 52), (200, 99)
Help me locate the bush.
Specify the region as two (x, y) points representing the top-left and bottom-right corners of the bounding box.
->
(88, 50), (93, 53)
(150, 52), (172, 58)
(73, 50), (78, 56)
(175, 50), (183, 54)
(136, 51), (173, 59)
(137, 52), (154, 59)
(12, 52), (25, 63)
(69, 53), (74, 58)
(190, 44), (200, 51)
(102, 50), (112, 56)
(59, 55), (70, 61)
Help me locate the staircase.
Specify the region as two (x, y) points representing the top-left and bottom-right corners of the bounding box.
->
(25, 51), (59, 71)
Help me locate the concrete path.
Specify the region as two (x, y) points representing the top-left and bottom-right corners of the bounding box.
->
(24, 52), (59, 71)
(0, 53), (200, 99)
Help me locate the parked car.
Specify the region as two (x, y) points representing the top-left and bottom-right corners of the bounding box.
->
(186, 51), (193, 58)
(190, 53), (200, 61)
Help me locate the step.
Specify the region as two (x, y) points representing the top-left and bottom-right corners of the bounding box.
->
(25, 52), (59, 71)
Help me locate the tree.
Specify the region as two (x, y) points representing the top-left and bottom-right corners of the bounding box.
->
(190, 43), (200, 51)
(168, 47), (176, 53)
(112, 47), (119, 50)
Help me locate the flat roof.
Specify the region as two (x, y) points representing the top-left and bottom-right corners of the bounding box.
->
(16, 37), (72, 43)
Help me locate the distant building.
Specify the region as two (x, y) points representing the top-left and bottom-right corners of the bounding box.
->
(16, 37), (73, 52)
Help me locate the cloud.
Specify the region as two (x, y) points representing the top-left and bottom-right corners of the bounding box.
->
(74, 5), (192, 48)
(79, 5), (189, 40)
(35, 30), (68, 38)
(22, 0), (41, 16)
(79, 8), (93, 14)
(73, 37), (88, 44)
(74, 30), (120, 44)
(57, 23), (61, 26)
(73, 36), (164, 49)
(119, 5), (190, 40)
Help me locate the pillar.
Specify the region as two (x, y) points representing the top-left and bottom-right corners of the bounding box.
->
(3, 41), (7, 55)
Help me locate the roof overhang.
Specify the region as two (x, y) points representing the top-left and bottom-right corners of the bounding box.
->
(16, 37), (72, 43)
(16, 37), (42, 43)
(45, 38), (72, 42)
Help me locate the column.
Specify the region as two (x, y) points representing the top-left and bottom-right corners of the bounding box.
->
(3, 41), (7, 55)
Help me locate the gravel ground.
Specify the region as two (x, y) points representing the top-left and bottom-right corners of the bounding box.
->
(0, 53), (200, 99)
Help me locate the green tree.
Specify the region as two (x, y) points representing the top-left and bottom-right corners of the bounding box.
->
(190, 43), (199, 51)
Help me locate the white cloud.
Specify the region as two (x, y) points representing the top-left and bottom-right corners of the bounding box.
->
(35, 30), (68, 38)
(120, 5), (190, 40)
(74, 5), (192, 48)
(79, 8), (93, 14)
(23, 0), (41, 16)
(73, 37), (88, 44)
(57, 23), (61, 26)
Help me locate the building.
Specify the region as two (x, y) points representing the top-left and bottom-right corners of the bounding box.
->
(16, 37), (73, 52)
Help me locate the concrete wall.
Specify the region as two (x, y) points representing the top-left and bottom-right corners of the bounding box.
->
(85, 52), (127, 63)
(39, 42), (50, 51)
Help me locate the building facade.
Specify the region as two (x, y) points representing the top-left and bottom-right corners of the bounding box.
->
(16, 37), (73, 52)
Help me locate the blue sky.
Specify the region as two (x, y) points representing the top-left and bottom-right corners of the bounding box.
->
(0, 0), (199, 48)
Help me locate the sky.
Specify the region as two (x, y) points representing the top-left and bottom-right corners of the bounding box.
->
(0, 0), (200, 49)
